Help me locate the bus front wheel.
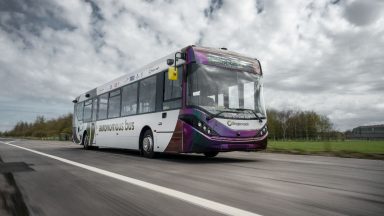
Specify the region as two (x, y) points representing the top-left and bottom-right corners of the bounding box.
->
(141, 130), (155, 158)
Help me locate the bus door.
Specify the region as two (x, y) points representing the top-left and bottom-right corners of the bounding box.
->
(156, 68), (183, 151)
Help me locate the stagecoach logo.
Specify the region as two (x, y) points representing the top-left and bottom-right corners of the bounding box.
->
(227, 121), (249, 127)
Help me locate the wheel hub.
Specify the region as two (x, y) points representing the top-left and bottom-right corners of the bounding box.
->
(143, 136), (153, 152)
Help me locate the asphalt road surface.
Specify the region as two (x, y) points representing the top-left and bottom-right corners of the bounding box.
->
(0, 138), (383, 216)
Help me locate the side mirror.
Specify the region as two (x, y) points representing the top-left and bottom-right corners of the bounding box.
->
(168, 67), (178, 80)
(167, 59), (174, 66)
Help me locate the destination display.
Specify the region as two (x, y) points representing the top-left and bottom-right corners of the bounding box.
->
(193, 48), (261, 74)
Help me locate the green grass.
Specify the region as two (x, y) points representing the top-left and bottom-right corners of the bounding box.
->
(267, 140), (384, 159)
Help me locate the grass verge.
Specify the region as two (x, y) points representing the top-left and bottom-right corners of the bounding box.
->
(266, 140), (384, 160)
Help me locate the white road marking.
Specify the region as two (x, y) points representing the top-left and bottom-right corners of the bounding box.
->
(0, 141), (262, 216)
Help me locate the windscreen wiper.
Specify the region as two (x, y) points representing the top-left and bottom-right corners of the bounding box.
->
(233, 108), (263, 122)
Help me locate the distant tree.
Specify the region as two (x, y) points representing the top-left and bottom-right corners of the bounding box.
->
(266, 109), (281, 140)
(318, 115), (332, 140)
(277, 109), (294, 140)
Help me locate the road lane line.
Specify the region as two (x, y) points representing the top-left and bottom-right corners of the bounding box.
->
(0, 141), (262, 216)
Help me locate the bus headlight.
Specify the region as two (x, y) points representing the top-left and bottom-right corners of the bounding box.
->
(199, 123), (217, 136)
(257, 125), (268, 137)
(195, 121), (218, 136)
(179, 114), (218, 136)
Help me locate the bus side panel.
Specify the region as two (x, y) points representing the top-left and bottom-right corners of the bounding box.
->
(155, 110), (181, 152)
(94, 112), (158, 150)
(94, 110), (180, 152)
(94, 115), (144, 150)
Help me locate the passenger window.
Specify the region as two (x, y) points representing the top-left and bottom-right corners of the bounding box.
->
(97, 93), (108, 120)
(76, 102), (84, 121)
(139, 76), (156, 113)
(121, 83), (138, 116)
(83, 100), (92, 122)
(108, 89), (121, 118)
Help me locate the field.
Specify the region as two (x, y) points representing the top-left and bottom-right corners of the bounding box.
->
(267, 140), (384, 159)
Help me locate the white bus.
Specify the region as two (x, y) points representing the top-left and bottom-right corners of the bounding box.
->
(72, 45), (268, 158)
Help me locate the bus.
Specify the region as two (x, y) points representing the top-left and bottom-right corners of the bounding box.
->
(72, 45), (268, 158)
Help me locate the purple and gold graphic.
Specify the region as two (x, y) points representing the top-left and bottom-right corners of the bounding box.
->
(164, 120), (183, 153)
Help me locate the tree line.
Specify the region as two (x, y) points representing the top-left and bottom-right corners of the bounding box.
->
(0, 114), (72, 140)
(267, 109), (343, 140)
(0, 110), (342, 140)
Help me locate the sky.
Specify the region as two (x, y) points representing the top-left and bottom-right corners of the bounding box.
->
(0, 0), (383, 132)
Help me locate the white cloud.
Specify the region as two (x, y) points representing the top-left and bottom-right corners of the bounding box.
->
(0, 0), (383, 131)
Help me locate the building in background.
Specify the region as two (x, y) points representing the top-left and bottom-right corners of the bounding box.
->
(346, 125), (384, 140)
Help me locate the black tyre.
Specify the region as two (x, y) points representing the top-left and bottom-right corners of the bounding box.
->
(203, 152), (219, 157)
(83, 133), (91, 150)
(141, 130), (155, 158)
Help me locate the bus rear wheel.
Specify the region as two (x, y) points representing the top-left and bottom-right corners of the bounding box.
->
(203, 152), (219, 157)
(141, 130), (155, 158)
(83, 133), (91, 150)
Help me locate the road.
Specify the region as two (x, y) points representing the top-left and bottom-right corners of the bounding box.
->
(0, 138), (383, 216)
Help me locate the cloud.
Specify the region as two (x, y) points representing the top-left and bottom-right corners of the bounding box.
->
(0, 0), (383, 131)
(344, 0), (384, 26)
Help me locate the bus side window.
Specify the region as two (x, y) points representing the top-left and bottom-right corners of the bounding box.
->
(76, 102), (84, 121)
(108, 89), (121, 119)
(121, 83), (138, 116)
(97, 93), (108, 120)
(83, 100), (92, 122)
(139, 76), (157, 113)
(163, 66), (182, 110)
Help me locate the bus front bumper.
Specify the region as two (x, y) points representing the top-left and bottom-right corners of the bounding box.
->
(182, 123), (268, 153)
